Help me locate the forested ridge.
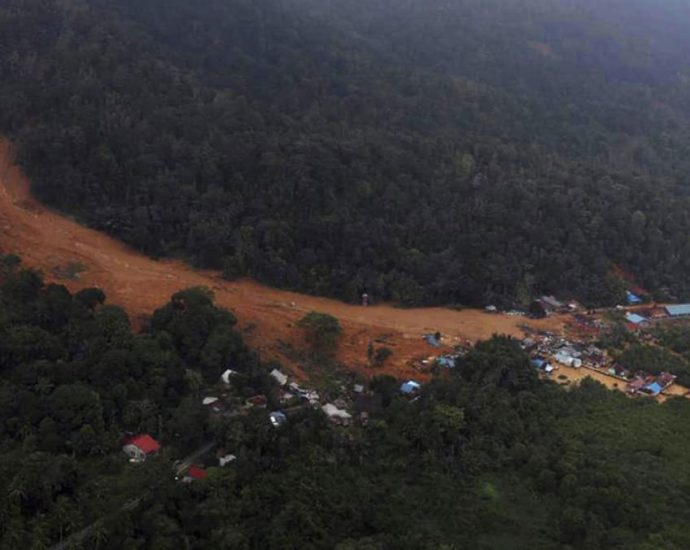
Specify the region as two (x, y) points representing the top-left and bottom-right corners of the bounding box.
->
(4, 255), (690, 548)
(3, 0), (690, 306)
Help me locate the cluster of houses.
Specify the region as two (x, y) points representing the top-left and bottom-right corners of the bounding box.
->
(522, 334), (607, 371)
(521, 331), (680, 399)
(621, 303), (690, 329)
(626, 372), (677, 397)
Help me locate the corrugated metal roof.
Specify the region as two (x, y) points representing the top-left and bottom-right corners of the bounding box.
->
(665, 304), (690, 316)
(625, 312), (647, 324)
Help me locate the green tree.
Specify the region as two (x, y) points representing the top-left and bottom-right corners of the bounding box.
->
(297, 312), (342, 359)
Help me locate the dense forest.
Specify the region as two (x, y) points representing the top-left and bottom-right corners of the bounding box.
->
(4, 255), (690, 547)
(2, 0), (690, 306)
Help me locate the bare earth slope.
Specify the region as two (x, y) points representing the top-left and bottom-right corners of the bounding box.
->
(0, 139), (564, 379)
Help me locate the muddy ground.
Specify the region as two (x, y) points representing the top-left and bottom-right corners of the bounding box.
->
(0, 138), (570, 381)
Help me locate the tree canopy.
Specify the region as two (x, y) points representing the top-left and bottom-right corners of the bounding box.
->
(2, 0), (690, 306)
(3, 256), (690, 547)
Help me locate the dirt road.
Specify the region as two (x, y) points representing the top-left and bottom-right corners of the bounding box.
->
(0, 139), (565, 380)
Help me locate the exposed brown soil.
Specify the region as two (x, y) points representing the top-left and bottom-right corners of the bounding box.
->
(0, 139), (566, 381)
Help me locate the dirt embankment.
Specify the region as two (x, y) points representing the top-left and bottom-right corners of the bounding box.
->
(0, 139), (565, 380)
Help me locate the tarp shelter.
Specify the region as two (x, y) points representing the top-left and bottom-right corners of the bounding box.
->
(424, 334), (441, 347)
(665, 304), (690, 317)
(437, 356), (457, 368)
(625, 312), (648, 325)
(270, 369), (288, 386)
(642, 382), (663, 396)
(401, 380), (422, 394)
(626, 291), (642, 305)
(531, 358), (548, 369)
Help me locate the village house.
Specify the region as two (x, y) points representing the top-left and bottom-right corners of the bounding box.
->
(322, 403), (352, 426)
(656, 372), (676, 390)
(639, 381), (663, 397)
(608, 364), (630, 379)
(278, 388), (296, 404)
(220, 369), (239, 385)
(531, 358), (555, 374)
(665, 304), (690, 318)
(539, 295), (565, 314)
(270, 369), (289, 386)
(626, 291), (643, 305)
(627, 376), (650, 395)
(181, 466), (208, 483)
(218, 454), (236, 467)
(122, 434), (161, 463)
(400, 380), (422, 396)
(269, 411), (288, 428)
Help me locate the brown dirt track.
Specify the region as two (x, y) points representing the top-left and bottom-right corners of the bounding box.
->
(0, 139), (566, 381)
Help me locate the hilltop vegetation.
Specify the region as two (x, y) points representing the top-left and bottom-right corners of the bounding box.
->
(3, 255), (690, 547)
(2, 0), (690, 307)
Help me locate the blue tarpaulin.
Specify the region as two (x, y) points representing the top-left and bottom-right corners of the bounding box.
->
(437, 356), (456, 368)
(626, 291), (642, 304)
(401, 381), (421, 394)
(424, 334), (441, 347)
(643, 382), (663, 396)
(531, 358), (547, 369)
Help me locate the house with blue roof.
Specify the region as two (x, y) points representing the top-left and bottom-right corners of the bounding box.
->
(641, 382), (663, 397)
(625, 312), (648, 325)
(665, 304), (690, 317)
(626, 291), (643, 305)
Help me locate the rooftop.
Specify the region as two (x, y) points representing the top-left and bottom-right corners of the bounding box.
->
(124, 434), (160, 454)
(625, 312), (647, 325)
(665, 304), (690, 317)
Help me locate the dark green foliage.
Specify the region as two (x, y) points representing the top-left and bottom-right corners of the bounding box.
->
(4, 261), (690, 546)
(529, 300), (547, 319)
(298, 311), (342, 358)
(0, 263), (262, 546)
(74, 287), (106, 310)
(3, 1), (690, 305)
(150, 287), (250, 379)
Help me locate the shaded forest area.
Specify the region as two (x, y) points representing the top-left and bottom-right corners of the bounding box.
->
(2, 0), (690, 306)
(4, 255), (690, 548)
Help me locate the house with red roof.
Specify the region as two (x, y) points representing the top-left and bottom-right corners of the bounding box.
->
(122, 434), (161, 463)
(181, 465), (208, 483)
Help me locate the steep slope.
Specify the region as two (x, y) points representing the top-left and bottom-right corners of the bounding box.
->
(0, 139), (563, 379)
(2, 0), (690, 305)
